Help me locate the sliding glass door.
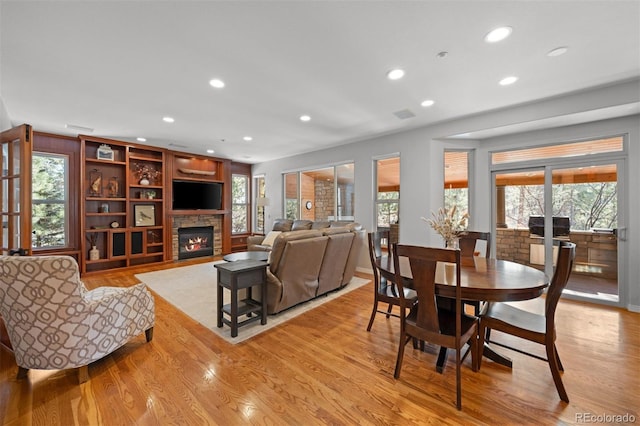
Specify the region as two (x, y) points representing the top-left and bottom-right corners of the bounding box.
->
(493, 160), (624, 305)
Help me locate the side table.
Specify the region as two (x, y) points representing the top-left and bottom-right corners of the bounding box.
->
(214, 259), (268, 337)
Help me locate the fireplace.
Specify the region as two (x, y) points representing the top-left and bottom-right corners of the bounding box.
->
(177, 226), (214, 260)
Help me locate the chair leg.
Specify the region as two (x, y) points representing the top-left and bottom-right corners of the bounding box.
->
(554, 344), (564, 371)
(394, 335), (411, 379)
(477, 323), (487, 370)
(546, 341), (569, 402)
(145, 327), (154, 342)
(78, 365), (89, 384)
(455, 347), (462, 410)
(16, 367), (28, 380)
(385, 303), (393, 319)
(470, 333), (479, 372)
(366, 301), (378, 331)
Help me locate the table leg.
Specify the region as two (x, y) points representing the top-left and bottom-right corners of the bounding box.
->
(260, 269), (267, 325)
(482, 344), (513, 368)
(230, 276), (238, 338)
(217, 271), (223, 328)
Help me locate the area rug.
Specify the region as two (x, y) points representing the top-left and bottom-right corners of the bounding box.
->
(135, 261), (370, 344)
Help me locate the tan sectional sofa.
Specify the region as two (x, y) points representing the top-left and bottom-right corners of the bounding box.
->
(247, 219), (364, 314)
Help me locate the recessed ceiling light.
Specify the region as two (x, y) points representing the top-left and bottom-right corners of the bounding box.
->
(499, 76), (518, 86)
(206, 149), (215, 154)
(387, 68), (405, 80)
(137, 137), (146, 142)
(209, 78), (225, 88)
(300, 115), (311, 122)
(421, 99), (435, 107)
(485, 26), (512, 43)
(547, 46), (569, 57)
(243, 136), (253, 141)
(162, 116), (175, 123)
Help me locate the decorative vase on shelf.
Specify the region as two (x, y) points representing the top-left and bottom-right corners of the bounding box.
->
(139, 178), (150, 186)
(89, 246), (99, 260)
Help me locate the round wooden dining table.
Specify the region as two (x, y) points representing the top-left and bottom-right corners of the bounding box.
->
(376, 255), (550, 303)
(375, 254), (550, 369)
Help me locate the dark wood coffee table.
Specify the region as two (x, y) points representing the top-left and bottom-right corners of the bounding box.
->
(223, 251), (269, 262)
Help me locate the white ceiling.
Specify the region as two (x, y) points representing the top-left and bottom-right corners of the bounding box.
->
(1, 1), (639, 164)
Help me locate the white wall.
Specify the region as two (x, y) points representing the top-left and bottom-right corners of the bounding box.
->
(0, 96), (11, 131)
(252, 79), (640, 311)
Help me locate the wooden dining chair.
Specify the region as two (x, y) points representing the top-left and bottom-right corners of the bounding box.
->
(392, 244), (479, 410)
(459, 231), (491, 258)
(478, 241), (576, 402)
(366, 231), (416, 331)
(459, 231), (491, 315)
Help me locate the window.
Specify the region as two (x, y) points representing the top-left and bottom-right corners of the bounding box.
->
(376, 157), (399, 228)
(336, 164), (355, 220)
(284, 162), (355, 222)
(32, 152), (69, 248)
(492, 137), (623, 165)
(254, 175), (266, 232)
(232, 174), (248, 233)
(492, 136), (624, 231)
(284, 172), (299, 220)
(444, 150), (469, 214)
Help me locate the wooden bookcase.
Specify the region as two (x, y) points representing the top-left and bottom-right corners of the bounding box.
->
(80, 136), (167, 274)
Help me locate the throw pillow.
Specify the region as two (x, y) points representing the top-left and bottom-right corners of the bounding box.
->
(262, 231), (281, 246)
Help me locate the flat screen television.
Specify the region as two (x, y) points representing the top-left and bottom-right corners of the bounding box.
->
(172, 180), (222, 210)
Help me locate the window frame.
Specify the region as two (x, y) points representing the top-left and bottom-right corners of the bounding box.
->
(231, 174), (249, 234)
(32, 151), (70, 249)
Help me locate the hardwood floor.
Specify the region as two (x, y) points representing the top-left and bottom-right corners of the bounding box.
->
(1, 257), (638, 425)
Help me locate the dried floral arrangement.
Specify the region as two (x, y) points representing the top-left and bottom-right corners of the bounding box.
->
(86, 233), (98, 247)
(133, 163), (161, 182)
(422, 205), (469, 246)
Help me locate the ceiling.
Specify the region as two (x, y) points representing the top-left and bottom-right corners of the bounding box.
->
(1, 1), (639, 164)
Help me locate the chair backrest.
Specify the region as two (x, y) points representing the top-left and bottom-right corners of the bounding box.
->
(393, 244), (461, 334)
(0, 256), (88, 355)
(368, 230), (389, 286)
(458, 231), (491, 258)
(545, 241), (576, 326)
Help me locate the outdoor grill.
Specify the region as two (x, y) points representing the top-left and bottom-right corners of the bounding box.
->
(528, 216), (570, 237)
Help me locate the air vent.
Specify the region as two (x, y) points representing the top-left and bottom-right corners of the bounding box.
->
(393, 109), (415, 120)
(169, 142), (188, 149)
(65, 124), (94, 133)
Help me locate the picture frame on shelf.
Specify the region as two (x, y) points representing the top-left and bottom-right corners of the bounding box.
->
(96, 144), (115, 161)
(134, 204), (155, 227)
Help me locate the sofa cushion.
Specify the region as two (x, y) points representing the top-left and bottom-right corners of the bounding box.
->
(272, 219), (293, 232)
(311, 221), (331, 230)
(322, 226), (350, 235)
(291, 220), (313, 231)
(330, 221), (363, 231)
(269, 229), (324, 274)
(262, 231), (281, 246)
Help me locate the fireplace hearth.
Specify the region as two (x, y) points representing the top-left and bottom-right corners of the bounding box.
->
(178, 226), (214, 260)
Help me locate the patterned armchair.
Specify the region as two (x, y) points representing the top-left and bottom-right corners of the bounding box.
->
(0, 255), (155, 383)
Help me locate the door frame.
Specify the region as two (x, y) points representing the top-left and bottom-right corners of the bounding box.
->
(1, 124), (33, 256)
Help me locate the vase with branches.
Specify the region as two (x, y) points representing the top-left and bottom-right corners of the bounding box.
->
(422, 205), (469, 248)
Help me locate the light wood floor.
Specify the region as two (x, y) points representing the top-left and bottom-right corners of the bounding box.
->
(1, 257), (638, 425)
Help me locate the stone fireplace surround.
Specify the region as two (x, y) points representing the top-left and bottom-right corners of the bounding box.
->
(171, 214), (223, 260)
